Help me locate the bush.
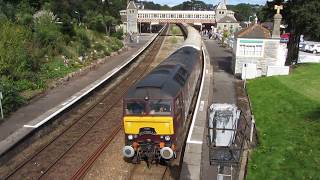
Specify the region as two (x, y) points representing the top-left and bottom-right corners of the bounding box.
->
(60, 15), (75, 38)
(33, 10), (64, 55)
(111, 28), (124, 40)
(75, 27), (91, 49)
(0, 77), (26, 115)
(0, 20), (35, 80)
(16, 13), (33, 26)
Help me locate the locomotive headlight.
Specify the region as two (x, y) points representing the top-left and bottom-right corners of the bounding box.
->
(164, 136), (171, 141)
(128, 135), (133, 140)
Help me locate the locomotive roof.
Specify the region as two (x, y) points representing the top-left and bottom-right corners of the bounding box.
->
(126, 46), (200, 99)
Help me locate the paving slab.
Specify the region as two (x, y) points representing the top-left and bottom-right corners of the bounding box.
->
(0, 33), (157, 155)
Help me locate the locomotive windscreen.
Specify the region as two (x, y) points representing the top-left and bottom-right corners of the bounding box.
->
(125, 100), (172, 116)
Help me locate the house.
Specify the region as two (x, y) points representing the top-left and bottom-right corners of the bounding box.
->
(215, 0), (240, 34)
(232, 23), (288, 78)
(232, 5), (289, 79)
(216, 16), (239, 34)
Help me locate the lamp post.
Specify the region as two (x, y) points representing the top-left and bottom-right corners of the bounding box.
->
(74, 11), (80, 26)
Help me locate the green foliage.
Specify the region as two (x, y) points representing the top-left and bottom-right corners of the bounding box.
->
(33, 10), (64, 56)
(16, 13), (33, 26)
(0, 20), (35, 80)
(257, 0), (320, 64)
(246, 64), (320, 179)
(111, 28), (124, 40)
(40, 57), (78, 80)
(170, 26), (181, 35)
(84, 11), (105, 33)
(172, 0), (208, 10)
(228, 3), (262, 22)
(0, 0), (125, 116)
(60, 16), (75, 38)
(0, 77), (26, 115)
(141, 1), (171, 10)
(75, 26), (91, 49)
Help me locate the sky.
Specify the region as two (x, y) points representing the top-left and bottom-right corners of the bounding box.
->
(151, 0), (267, 7)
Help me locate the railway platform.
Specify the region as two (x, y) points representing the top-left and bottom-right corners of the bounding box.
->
(0, 33), (157, 156)
(180, 37), (239, 180)
(200, 38), (238, 180)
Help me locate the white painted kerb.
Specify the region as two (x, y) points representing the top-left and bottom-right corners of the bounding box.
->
(186, 47), (208, 145)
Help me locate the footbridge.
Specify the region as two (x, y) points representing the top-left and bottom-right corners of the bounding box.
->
(137, 10), (215, 24)
(120, 1), (217, 33)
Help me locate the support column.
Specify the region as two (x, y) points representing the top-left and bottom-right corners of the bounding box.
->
(149, 23), (152, 33)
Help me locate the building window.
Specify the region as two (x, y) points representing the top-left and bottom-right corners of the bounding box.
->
(239, 44), (263, 57)
(255, 45), (263, 56)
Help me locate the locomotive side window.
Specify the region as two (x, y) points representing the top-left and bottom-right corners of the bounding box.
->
(149, 100), (171, 115)
(126, 101), (146, 115)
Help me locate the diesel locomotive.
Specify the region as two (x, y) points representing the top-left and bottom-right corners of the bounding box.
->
(122, 24), (202, 164)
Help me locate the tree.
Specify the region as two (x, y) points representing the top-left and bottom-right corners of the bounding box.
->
(285, 0), (320, 65)
(257, 0), (283, 23)
(104, 15), (117, 35)
(228, 3), (262, 22)
(172, 0), (208, 10)
(259, 0), (320, 65)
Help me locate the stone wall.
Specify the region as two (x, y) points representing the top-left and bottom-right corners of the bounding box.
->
(234, 56), (278, 76)
(264, 40), (279, 59)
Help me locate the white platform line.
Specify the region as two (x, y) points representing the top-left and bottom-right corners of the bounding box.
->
(199, 101), (205, 112)
(23, 33), (160, 129)
(188, 140), (203, 144)
(186, 47), (207, 144)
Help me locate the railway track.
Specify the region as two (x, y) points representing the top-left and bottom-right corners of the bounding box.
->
(2, 25), (169, 180)
(129, 164), (170, 180)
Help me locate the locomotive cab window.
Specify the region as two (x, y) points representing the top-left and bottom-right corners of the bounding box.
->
(126, 101), (146, 115)
(149, 100), (172, 115)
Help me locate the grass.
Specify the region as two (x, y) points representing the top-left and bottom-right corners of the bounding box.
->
(246, 64), (320, 180)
